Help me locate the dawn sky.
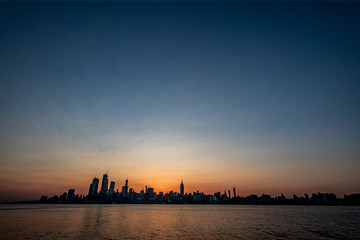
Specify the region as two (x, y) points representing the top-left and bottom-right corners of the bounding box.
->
(0, 1), (359, 201)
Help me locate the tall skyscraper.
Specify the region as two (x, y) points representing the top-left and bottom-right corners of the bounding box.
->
(108, 181), (115, 195)
(93, 178), (99, 195)
(88, 177), (99, 196)
(122, 178), (129, 196)
(180, 180), (184, 196)
(233, 188), (236, 198)
(88, 183), (93, 196)
(100, 174), (108, 194)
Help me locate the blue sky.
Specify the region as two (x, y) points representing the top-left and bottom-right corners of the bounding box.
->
(0, 1), (359, 200)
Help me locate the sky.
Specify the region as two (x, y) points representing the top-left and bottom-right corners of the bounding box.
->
(0, 1), (359, 201)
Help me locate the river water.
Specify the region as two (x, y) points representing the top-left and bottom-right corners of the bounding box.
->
(0, 204), (359, 239)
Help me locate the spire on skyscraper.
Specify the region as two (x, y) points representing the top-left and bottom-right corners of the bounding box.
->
(180, 179), (184, 196)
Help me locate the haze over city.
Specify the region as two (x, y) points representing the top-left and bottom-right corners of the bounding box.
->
(0, 1), (359, 201)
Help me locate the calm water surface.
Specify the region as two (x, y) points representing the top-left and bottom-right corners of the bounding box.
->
(0, 204), (359, 239)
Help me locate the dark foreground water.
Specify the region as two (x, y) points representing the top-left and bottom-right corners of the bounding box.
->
(0, 204), (359, 239)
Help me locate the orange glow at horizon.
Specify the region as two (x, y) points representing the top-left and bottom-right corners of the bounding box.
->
(1, 134), (359, 201)
(1, 160), (359, 201)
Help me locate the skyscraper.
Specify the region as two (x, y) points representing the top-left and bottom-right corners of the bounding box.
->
(93, 178), (99, 195)
(100, 174), (108, 194)
(121, 178), (129, 196)
(180, 180), (184, 196)
(88, 177), (99, 196)
(88, 183), (93, 196)
(109, 181), (115, 195)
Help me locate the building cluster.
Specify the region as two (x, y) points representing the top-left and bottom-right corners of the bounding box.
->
(38, 173), (360, 205)
(85, 174), (188, 204)
(86, 173), (161, 203)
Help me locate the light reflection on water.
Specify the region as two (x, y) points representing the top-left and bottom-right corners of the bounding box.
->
(0, 204), (359, 239)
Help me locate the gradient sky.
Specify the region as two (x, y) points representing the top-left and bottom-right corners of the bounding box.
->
(0, 1), (359, 201)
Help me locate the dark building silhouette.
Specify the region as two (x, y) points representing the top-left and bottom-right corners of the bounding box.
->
(67, 189), (75, 201)
(88, 184), (92, 196)
(180, 180), (184, 196)
(88, 177), (99, 196)
(38, 172), (360, 206)
(60, 192), (67, 202)
(109, 181), (115, 195)
(100, 174), (109, 194)
(93, 178), (99, 194)
(122, 178), (129, 196)
(147, 187), (155, 199)
(215, 192), (221, 200)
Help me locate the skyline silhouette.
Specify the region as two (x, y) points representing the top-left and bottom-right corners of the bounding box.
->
(30, 172), (359, 205)
(2, 172), (356, 205)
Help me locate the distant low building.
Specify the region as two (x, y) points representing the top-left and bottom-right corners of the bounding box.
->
(67, 189), (75, 201)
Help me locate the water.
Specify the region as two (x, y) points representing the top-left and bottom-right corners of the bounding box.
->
(0, 204), (359, 239)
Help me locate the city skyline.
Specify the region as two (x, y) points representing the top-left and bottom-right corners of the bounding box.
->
(34, 173), (360, 205)
(1, 1), (359, 202)
(3, 170), (360, 202)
